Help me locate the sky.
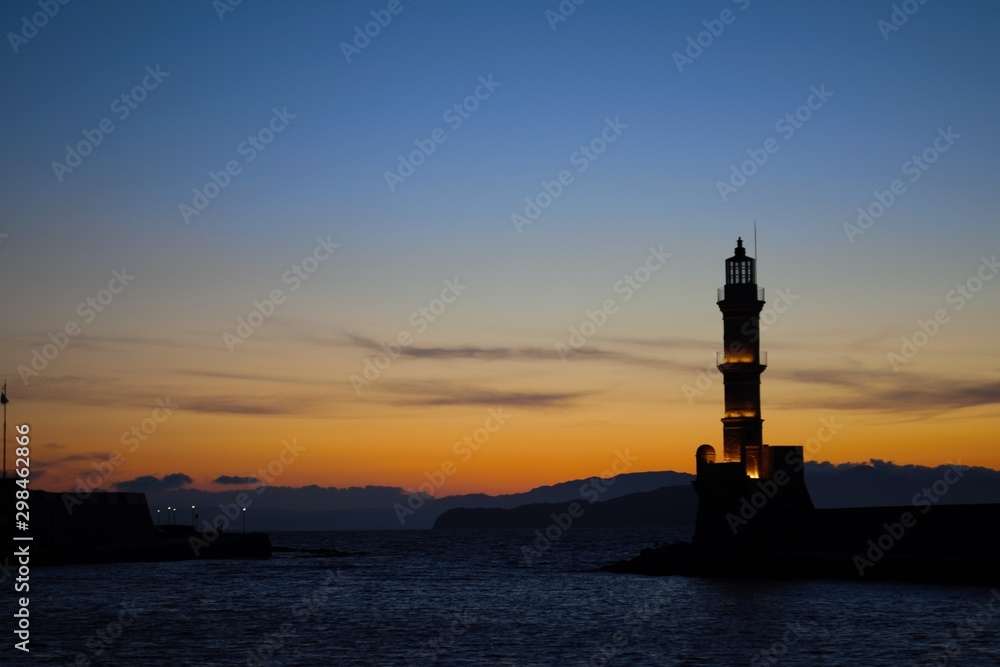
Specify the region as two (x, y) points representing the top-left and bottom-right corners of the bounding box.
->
(1, 0), (998, 498)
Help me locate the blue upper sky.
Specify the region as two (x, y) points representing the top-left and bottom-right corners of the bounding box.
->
(2, 1), (999, 490)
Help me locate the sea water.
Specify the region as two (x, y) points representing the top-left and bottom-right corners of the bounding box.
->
(24, 528), (1000, 666)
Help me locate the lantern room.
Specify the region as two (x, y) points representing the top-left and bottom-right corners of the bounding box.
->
(725, 237), (755, 285)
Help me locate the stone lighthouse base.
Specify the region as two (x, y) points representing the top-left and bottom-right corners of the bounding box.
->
(602, 446), (1000, 585)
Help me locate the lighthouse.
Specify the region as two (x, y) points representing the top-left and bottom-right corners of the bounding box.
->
(717, 237), (766, 477)
(691, 238), (812, 552)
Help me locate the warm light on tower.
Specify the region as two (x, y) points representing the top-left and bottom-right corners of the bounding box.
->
(717, 237), (767, 477)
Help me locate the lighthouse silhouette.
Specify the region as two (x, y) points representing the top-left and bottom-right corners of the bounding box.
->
(717, 237), (766, 477)
(692, 237), (813, 552)
(614, 238), (1000, 581)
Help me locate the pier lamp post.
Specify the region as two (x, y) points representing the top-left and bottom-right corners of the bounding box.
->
(242, 507), (246, 533)
(191, 505), (196, 529)
(156, 509), (160, 526)
(166, 506), (171, 524)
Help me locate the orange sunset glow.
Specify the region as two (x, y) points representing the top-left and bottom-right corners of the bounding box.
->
(2, 1), (998, 503)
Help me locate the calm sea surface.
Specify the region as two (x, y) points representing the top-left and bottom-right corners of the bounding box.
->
(25, 528), (1000, 666)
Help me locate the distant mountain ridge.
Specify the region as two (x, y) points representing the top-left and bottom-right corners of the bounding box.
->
(433, 460), (1000, 531)
(433, 485), (698, 530)
(804, 459), (1000, 508)
(176, 472), (692, 531)
(86, 461), (1000, 531)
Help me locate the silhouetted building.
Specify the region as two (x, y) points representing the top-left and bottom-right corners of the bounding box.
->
(0, 480), (271, 565)
(717, 237), (766, 473)
(693, 238), (812, 552)
(606, 238), (999, 582)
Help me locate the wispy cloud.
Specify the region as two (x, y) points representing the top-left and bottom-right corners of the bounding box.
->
(177, 369), (334, 387)
(6, 331), (219, 352)
(19, 374), (322, 417)
(600, 335), (713, 350)
(347, 334), (553, 361)
(37, 450), (117, 466)
(345, 334), (691, 371)
(772, 365), (1000, 418)
(184, 397), (295, 416)
(379, 382), (595, 409)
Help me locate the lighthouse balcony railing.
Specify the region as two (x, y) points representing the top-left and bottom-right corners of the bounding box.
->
(717, 286), (765, 303)
(716, 351), (767, 367)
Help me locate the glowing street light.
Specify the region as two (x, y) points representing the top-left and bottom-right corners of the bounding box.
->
(242, 507), (246, 533)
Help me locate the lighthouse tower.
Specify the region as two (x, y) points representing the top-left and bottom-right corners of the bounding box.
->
(717, 237), (766, 477)
(691, 238), (812, 552)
